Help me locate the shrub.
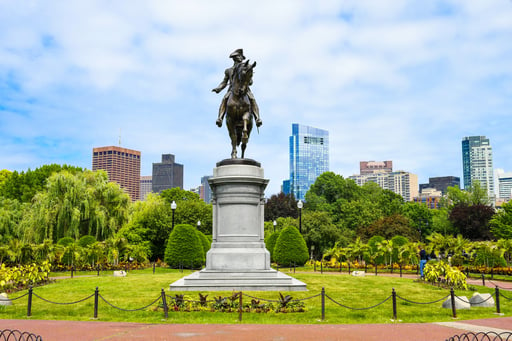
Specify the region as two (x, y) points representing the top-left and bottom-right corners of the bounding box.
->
(164, 224), (204, 269)
(391, 235), (409, 263)
(265, 231), (280, 262)
(78, 235), (96, 248)
(196, 230), (211, 258)
(273, 226), (308, 266)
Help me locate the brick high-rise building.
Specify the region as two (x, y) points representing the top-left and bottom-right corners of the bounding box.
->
(360, 161), (393, 174)
(92, 146), (141, 201)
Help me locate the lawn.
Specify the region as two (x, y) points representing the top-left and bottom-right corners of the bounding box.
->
(1, 268), (509, 324)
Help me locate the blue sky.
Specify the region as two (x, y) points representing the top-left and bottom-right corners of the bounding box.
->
(1, 1), (512, 196)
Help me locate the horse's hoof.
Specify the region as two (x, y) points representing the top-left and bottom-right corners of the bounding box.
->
(216, 119), (222, 127)
(256, 119), (262, 127)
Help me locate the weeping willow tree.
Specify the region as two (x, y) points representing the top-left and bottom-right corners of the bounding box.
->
(19, 170), (130, 243)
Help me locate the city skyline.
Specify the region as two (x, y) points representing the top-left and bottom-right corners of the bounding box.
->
(1, 1), (512, 196)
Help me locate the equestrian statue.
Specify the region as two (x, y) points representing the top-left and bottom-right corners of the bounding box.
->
(212, 49), (262, 159)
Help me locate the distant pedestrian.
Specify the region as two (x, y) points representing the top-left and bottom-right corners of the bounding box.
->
(419, 246), (427, 279)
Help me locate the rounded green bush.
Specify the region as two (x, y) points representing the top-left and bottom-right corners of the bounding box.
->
(78, 235), (96, 248)
(196, 230), (211, 258)
(264, 231), (280, 262)
(164, 224), (205, 269)
(273, 226), (308, 266)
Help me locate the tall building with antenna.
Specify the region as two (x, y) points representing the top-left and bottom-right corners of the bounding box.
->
(92, 146), (141, 201)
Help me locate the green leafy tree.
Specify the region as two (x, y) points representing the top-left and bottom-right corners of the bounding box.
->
(273, 226), (309, 266)
(160, 188), (212, 234)
(490, 201), (512, 239)
(402, 202), (433, 237)
(264, 192), (298, 221)
(119, 193), (172, 261)
(301, 211), (341, 258)
(164, 224), (205, 269)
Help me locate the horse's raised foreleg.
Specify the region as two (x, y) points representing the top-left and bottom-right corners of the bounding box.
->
(242, 117), (249, 144)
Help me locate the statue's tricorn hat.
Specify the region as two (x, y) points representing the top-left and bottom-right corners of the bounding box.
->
(229, 49), (245, 60)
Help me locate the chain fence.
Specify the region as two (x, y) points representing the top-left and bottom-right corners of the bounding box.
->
(1, 284), (510, 322)
(0, 329), (43, 341)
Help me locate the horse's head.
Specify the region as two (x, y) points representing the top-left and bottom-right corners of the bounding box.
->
(233, 60), (256, 96)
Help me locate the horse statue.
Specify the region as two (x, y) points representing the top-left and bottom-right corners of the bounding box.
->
(224, 59), (257, 159)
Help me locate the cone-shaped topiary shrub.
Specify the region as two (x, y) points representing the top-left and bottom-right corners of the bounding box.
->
(196, 230), (211, 258)
(164, 224), (205, 269)
(273, 226), (308, 266)
(264, 231), (280, 262)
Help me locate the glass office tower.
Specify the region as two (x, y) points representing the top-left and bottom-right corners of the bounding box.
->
(461, 136), (494, 198)
(288, 123), (329, 201)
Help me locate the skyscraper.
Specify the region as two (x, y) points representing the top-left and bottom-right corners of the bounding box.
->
(92, 146), (141, 201)
(152, 154), (183, 193)
(462, 136), (494, 197)
(498, 175), (512, 199)
(287, 123), (329, 201)
(140, 175), (152, 201)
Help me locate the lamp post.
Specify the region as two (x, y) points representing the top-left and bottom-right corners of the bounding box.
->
(197, 220), (201, 230)
(171, 201), (177, 230)
(273, 220), (277, 233)
(297, 200), (303, 233)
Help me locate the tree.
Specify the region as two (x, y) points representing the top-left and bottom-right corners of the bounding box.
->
(305, 172), (362, 209)
(273, 226), (309, 266)
(264, 192), (298, 221)
(402, 202), (433, 237)
(490, 201), (512, 239)
(449, 204), (495, 240)
(19, 170), (130, 243)
(301, 211), (341, 259)
(357, 214), (417, 241)
(119, 193), (172, 261)
(164, 224), (205, 269)
(160, 188), (212, 234)
(0, 164), (82, 203)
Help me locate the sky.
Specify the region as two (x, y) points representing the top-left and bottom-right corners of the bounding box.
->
(1, 1), (512, 196)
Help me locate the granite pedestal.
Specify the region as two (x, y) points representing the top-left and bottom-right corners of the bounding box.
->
(170, 159), (306, 291)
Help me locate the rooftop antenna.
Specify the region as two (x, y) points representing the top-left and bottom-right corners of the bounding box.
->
(118, 128), (122, 146)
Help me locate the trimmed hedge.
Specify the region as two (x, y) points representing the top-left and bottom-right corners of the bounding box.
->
(273, 226), (308, 266)
(265, 231), (280, 262)
(164, 224), (205, 269)
(196, 230), (211, 258)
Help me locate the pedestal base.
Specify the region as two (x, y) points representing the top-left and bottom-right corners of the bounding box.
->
(169, 269), (307, 291)
(169, 159), (307, 292)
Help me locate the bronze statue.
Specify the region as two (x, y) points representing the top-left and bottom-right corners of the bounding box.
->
(213, 49), (261, 159)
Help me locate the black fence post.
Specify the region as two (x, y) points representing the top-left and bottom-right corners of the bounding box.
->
(450, 288), (457, 318)
(94, 287), (99, 319)
(27, 286), (33, 317)
(348, 263), (351, 274)
(466, 267), (469, 278)
(481, 273), (485, 287)
(339, 261), (342, 273)
(392, 288), (397, 320)
(97, 265), (100, 276)
(399, 265), (403, 278)
(495, 286), (501, 314)
(321, 287), (325, 321)
(161, 289), (168, 319)
(153, 262), (156, 274)
(491, 268), (494, 280)
(313, 261), (315, 272)
(238, 291), (243, 322)
(375, 264), (378, 276)
(71, 266), (74, 278)
(321, 262), (323, 274)
(365, 263), (368, 273)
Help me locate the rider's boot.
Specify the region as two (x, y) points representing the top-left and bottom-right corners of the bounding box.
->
(251, 100), (262, 127)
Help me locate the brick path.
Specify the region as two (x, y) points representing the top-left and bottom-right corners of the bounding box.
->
(1, 317), (512, 341)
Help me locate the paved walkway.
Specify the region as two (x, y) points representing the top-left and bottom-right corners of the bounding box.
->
(1, 317), (512, 340)
(2, 273), (510, 340)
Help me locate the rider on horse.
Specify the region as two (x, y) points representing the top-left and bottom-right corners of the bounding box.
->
(212, 49), (262, 128)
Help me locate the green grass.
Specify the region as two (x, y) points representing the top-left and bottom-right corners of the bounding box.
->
(1, 268), (510, 324)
